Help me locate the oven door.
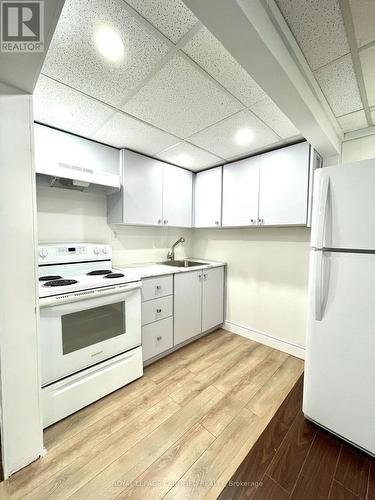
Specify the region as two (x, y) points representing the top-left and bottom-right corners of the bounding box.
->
(40, 284), (141, 386)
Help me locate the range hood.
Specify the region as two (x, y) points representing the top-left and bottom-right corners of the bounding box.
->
(34, 123), (121, 190)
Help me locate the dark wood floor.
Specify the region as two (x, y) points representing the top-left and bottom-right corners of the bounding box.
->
(219, 376), (375, 500)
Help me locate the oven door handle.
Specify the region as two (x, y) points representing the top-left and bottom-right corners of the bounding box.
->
(39, 281), (142, 311)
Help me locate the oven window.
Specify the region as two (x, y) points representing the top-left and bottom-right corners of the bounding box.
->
(61, 302), (125, 355)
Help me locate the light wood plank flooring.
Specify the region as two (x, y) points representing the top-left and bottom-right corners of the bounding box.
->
(0, 329), (303, 499)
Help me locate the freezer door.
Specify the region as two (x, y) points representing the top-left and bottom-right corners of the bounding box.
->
(311, 160), (375, 251)
(304, 250), (375, 454)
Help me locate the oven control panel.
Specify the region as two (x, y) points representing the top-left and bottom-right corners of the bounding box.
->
(38, 244), (112, 264)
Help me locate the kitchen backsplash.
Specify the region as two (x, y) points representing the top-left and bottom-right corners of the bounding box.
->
(36, 185), (193, 265)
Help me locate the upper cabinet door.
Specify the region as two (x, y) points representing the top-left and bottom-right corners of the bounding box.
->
(194, 166), (222, 228)
(222, 157), (259, 227)
(122, 150), (163, 226)
(258, 142), (310, 226)
(162, 165), (192, 227)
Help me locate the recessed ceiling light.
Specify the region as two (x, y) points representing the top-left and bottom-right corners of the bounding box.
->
(94, 26), (124, 63)
(235, 128), (255, 146)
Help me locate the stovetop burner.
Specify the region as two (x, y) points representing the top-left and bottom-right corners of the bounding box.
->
(39, 275), (63, 282)
(87, 270), (112, 276)
(43, 279), (78, 287)
(104, 273), (125, 279)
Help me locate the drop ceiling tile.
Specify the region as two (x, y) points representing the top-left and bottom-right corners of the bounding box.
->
(93, 112), (178, 154)
(183, 27), (267, 107)
(360, 45), (375, 107)
(33, 75), (113, 137)
(124, 53), (243, 138)
(188, 109), (280, 159)
(156, 142), (222, 171)
(124, 0), (197, 43)
(314, 54), (363, 115)
(276, 0), (349, 70)
(337, 110), (368, 132)
(42, 0), (170, 108)
(349, 0), (375, 47)
(250, 98), (300, 138)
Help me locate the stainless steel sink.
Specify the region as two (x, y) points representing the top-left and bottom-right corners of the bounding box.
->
(159, 260), (206, 268)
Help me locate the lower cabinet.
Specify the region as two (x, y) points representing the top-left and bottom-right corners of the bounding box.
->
(174, 266), (224, 346)
(142, 317), (173, 362)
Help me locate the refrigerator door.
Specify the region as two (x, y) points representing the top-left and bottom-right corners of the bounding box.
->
(304, 250), (375, 454)
(311, 160), (375, 251)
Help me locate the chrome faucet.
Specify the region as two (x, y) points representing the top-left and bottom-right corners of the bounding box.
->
(167, 237), (185, 261)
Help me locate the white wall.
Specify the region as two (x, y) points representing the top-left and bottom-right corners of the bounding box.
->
(192, 227), (310, 354)
(0, 96), (43, 478)
(36, 185), (193, 264)
(342, 133), (375, 164)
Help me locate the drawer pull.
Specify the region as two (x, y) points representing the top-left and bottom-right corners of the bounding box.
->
(155, 285), (161, 290)
(156, 308), (162, 313)
(156, 336), (162, 341)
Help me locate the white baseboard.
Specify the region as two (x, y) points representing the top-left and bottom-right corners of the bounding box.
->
(223, 321), (305, 360)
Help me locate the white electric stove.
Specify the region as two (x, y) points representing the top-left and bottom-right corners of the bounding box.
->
(38, 243), (143, 428)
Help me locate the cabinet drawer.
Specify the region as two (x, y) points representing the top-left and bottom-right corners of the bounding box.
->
(142, 295), (173, 326)
(142, 317), (173, 362)
(142, 275), (173, 302)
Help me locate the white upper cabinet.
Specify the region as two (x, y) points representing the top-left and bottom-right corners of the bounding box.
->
(194, 166), (222, 228)
(162, 165), (192, 227)
(109, 149), (163, 226)
(258, 142), (310, 226)
(222, 157), (260, 227)
(108, 150), (192, 227)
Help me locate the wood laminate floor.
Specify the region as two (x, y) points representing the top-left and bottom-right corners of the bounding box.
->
(0, 329), (303, 499)
(220, 375), (375, 500)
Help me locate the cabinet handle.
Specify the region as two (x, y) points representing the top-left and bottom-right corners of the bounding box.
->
(155, 285), (161, 290)
(156, 336), (162, 341)
(198, 274), (202, 280)
(163, 219), (168, 225)
(156, 308), (162, 313)
(203, 273), (207, 280)
(157, 219), (162, 224)
(214, 221), (219, 225)
(251, 218), (255, 224)
(258, 218), (264, 225)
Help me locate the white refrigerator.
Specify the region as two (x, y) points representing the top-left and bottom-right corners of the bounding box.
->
(304, 159), (375, 456)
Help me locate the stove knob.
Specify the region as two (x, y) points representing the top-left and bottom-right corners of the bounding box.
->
(102, 247), (109, 255)
(93, 247), (101, 255)
(39, 249), (48, 259)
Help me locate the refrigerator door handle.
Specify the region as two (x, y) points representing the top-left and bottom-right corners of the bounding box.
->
(315, 251), (324, 321)
(316, 175), (330, 249)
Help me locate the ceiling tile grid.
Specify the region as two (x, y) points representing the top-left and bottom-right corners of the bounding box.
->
(314, 54), (363, 116)
(156, 141), (222, 170)
(276, 0), (350, 71)
(250, 98), (301, 139)
(93, 111), (179, 155)
(35, 0), (309, 170)
(33, 75), (113, 137)
(123, 0), (198, 44)
(349, 0), (375, 48)
(337, 109), (368, 132)
(123, 53), (244, 138)
(188, 109), (281, 160)
(359, 45), (375, 107)
(182, 26), (267, 107)
(42, 0), (170, 108)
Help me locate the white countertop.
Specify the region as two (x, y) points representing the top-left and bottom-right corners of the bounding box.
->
(115, 259), (226, 280)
